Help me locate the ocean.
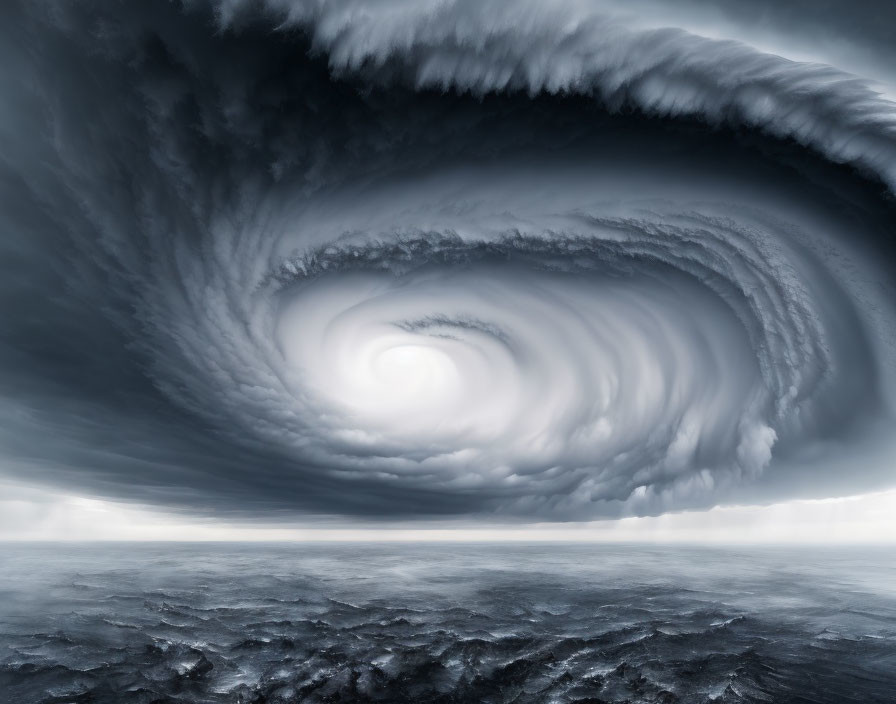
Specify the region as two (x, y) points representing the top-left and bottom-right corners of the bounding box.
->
(0, 543), (894, 703)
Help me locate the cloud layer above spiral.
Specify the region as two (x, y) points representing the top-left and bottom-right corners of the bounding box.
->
(1, 0), (895, 522)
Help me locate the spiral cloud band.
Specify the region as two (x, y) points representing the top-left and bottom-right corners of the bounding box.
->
(0, 0), (894, 520)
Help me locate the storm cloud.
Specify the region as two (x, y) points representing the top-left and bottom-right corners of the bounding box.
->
(0, 0), (895, 521)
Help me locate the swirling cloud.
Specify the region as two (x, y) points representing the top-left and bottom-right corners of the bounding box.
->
(0, 0), (894, 521)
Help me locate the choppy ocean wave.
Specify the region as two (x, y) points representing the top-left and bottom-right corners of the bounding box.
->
(1, 544), (894, 703)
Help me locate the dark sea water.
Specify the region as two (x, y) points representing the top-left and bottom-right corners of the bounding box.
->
(0, 543), (894, 703)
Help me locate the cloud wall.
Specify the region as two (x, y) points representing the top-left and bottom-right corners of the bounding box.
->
(0, 0), (894, 520)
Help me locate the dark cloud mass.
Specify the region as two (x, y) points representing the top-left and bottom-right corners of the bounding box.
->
(0, 0), (895, 521)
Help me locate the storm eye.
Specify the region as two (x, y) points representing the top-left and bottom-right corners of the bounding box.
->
(368, 344), (457, 395)
(332, 340), (463, 420)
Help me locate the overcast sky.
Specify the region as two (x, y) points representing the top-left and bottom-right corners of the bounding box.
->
(0, 0), (894, 536)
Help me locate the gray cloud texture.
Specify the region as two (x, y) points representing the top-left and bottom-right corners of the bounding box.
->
(0, 0), (894, 521)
